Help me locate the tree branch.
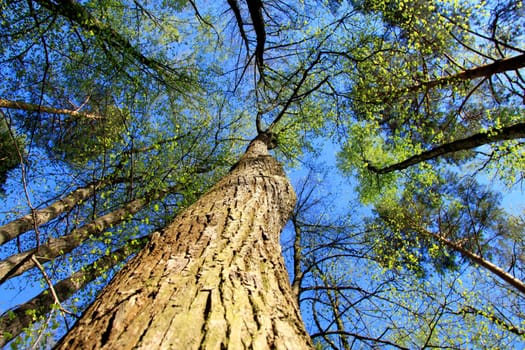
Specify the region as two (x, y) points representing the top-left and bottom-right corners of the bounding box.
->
(415, 224), (525, 296)
(227, 0), (250, 54)
(34, 0), (187, 84)
(246, 0), (266, 71)
(0, 98), (102, 120)
(368, 122), (525, 174)
(408, 53), (525, 92)
(310, 330), (410, 350)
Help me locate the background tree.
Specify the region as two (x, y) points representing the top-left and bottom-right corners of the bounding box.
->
(0, 117), (25, 195)
(0, 0), (524, 349)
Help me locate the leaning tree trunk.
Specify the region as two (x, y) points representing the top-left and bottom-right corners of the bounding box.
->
(55, 133), (313, 349)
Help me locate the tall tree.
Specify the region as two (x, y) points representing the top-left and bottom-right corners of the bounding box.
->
(0, 0), (524, 348)
(55, 133), (312, 349)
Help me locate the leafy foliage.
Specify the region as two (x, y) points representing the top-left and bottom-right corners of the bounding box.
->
(0, 0), (524, 348)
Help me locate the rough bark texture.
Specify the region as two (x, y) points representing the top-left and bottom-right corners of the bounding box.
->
(54, 134), (313, 349)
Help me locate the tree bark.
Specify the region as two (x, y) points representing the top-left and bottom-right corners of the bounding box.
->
(0, 98), (102, 120)
(408, 53), (525, 92)
(54, 134), (313, 349)
(423, 227), (525, 296)
(246, 0), (266, 68)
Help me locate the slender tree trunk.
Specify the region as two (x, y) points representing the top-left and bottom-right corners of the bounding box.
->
(408, 53), (525, 92)
(0, 175), (123, 246)
(54, 134), (313, 349)
(291, 216), (304, 302)
(325, 280), (351, 350)
(0, 185), (178, 283)
(0, 236), (148, 347)
(0, 98), (102, 120)
(425, 228), (525, 296)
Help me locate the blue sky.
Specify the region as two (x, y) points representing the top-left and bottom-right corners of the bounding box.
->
(1, 0), (525, 348)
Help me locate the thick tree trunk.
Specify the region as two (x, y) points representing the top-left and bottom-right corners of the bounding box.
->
(54, 134), (313, 349)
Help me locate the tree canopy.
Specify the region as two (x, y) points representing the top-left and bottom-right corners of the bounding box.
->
(1, 0), (524, 348)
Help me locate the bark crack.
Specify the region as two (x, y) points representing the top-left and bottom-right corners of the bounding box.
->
(136, 314), (156, 346)
(53, 137), (312, 349)
(198, 289), (213, 350)
(218, 271), (231, 346)
(100, 311), (117, 346)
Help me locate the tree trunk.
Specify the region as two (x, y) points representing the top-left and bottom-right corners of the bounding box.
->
(0, 236), (147, 347)
(0, 185), (178, 283)
(422, 227), (525, 296)
(54, 134), (313, 349)
(0, 98), (102, 120)
(0, 175), (123, 246)
(408, 53), (525, 92)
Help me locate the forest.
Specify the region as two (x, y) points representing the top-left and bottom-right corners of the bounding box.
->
(0, 0), (524, 348)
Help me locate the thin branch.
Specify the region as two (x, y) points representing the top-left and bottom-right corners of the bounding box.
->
(310, 330), (410, 350)
(30, 255), (74, 317)
(34, 0), (188, 85)
(267, 52), (324, 132)
(0, 97), (103, 119)
(456, 305), (525, 337)
(3, 115), (43, 250)
(187, 0), (219, 36)
(0, 235), (149, 347)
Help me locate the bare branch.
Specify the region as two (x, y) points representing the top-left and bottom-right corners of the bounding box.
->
(227, 0), (250, 54)
(246, 0), (266, 71)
